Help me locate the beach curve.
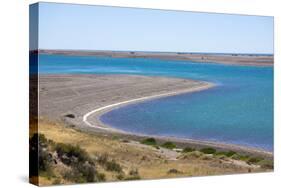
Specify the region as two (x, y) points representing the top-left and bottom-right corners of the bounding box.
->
(83, 83), (215, 131)
(38, 74), (273, 158)
(82, 83), (273, 158)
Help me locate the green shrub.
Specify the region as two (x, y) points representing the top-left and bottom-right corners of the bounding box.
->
(54, 142), (102, 183)
(97, 173), (106, 182)
(141, 138), (157, 146)
(62, 159), (103, 183)
(55, 143), (90, 165)
(200, 147), (216, 154)
(153, 145), (160, 149)
(231, 154), (250, 161)
(215, 150), (236, 157)
(247, 157), (264, 164)
(182, 147), (195, 153)
(38, 134), (48, 144)
(32, 134), (103, 183)
(161, 142), (176, 149)
(225, 151), (236, 157)
(105, 160), (123, 173)
(258, 160), (273, 169)
(34, 134), (54, 177)
(38, 149), (53, 175)
(183, 151), (203, 158)
(77, 163), (97, 182)
(124, 175), (141, 180)
(97, 154), (123, 173)
(116, 173), (124, 180)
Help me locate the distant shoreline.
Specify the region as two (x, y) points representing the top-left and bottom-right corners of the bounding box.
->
(35, 49), (274, 66)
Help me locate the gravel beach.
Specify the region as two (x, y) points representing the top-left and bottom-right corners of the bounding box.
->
(38, 74), (272, 158)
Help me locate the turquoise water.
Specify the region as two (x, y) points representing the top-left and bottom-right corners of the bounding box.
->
(39, 54), (273, 151)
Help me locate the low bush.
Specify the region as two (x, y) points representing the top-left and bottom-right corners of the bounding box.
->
(124, 175), (141, 181)
(129, 168), (139, 176)
(97, 173), (106, 181)
(184, 151), (203, 158)
(161, 142), (177, 149)
(38, 149), (53, 176)
(77, 163), (98, 182)
(97, 154), (123, 173)
(63, 170), (86, 183)
(112, 135), (119, 140)
(154, 145), (160, 149)
(200, 147), (216, 154)
(215, 150), (236, 157)
(167, 168), (182, 174)
(224, 151), (236, 157)
(182, 147), (195, 153)
(200, 155), (213, 160)
(105, 160), (123, 173)
(247, 157), (264, 164)
(55, 143), (90, 165)
(141, 138), (157, 146)
(97, 153), (109, 166)
(258, 160), (273, 169)
(31, 133), (106, 183)
(231, 154), (250, 161)
(30, 134), (54, 178)
(123, 168), (140, 180)
(116, 173), (124, 180)
(52, 179), (61, 185)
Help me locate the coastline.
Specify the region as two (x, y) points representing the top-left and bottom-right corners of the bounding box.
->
(83, 83), (214, 130)
(84, 93), (273, 159)
(37, 49), (274, 67)
(39, 74), (273, 159)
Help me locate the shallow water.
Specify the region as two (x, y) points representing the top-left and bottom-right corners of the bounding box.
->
(39, 54), (273, 151)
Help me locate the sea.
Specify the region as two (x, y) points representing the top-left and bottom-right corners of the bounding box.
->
(38, 54), (273, 151)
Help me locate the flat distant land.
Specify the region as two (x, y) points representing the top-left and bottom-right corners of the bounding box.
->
(38, 49), (274, 66)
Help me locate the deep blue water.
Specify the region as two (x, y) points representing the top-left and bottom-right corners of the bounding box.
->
(39, 54), (273, 151)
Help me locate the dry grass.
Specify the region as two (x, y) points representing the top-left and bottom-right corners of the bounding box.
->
(36, 119), (269, 185)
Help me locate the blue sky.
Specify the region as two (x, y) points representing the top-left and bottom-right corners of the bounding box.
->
(36, 2), (274, 54)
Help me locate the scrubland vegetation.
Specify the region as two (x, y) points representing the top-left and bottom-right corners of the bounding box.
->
(31, 120), (273, 185)
(140, 138), (273, 168)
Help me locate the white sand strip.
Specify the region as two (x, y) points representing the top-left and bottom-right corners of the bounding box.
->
(83, 84), (214, 130)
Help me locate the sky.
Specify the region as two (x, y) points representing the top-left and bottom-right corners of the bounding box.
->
(33, 2), (274, 54)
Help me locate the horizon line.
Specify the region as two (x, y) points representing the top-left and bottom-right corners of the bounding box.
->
(34, 48), (274, 55)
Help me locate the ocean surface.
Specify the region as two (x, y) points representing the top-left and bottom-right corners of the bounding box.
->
(39, 54), (273, 151)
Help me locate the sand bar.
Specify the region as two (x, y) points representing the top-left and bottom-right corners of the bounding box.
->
(39, 74), (272, 158)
